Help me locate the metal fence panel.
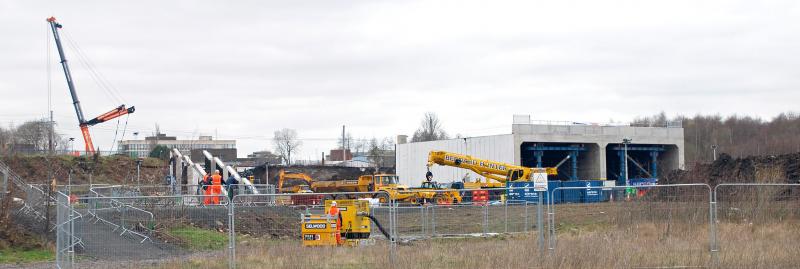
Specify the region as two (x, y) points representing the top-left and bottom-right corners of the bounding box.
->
(73, 195), (232, 268)
(548, 184), (712, 268)
(230, 192), (392, 269)
(38, 181), (800, 268)
(55, 192), (72, 269)
(714, 183), (800, 268)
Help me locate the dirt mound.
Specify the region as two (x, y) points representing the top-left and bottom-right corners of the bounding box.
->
(232, 207), (302, 238)
(664, 153), (800, 186)
(1, 155), (167, 185)
(0, 196), (47, 250)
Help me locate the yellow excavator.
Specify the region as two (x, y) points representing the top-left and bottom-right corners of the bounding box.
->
(277, 170), (314, 194)
(426, 150), (558, 189)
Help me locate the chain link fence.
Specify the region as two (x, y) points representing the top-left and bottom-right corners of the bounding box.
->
(547, 184), (712, 268)
(713, 183), (800, 267)
(40, 182), (800, 268)
(230, 192), (393, 268)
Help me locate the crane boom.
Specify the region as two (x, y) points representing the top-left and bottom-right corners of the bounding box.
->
(47, 17), (86, 124)
(426, 150), (557, 183)
(47, 17), (134, 154)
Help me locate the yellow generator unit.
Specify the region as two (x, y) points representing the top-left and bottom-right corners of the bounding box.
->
(300, 214), (339, 246)
(301, 199), (376, 247)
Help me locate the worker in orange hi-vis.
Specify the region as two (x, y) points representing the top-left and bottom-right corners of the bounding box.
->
(211, 171), (223, 204)
(202, 174), (212, 205)
(328, 201), (342, 244)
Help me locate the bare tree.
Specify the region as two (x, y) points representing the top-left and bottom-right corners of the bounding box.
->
(411, 112), (449, 142)
(632, 111), (668, 127)
(368, 137), (395, 168)
(636, 111), (800, 163)
(14, 119), (52, 151)
(0, 126), (11, 154)
(273, 128), (302, 165)
(337, 132), (353, 151)
(352, 136), (368, 155)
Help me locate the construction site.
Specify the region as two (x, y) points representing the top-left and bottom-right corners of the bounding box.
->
(3, 4), (800, 269)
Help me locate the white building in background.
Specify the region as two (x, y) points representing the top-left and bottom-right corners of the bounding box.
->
(395, 115), (684, 187)
(118, 133), (235, 158)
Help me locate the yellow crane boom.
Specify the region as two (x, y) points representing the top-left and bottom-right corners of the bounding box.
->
(426, 150), (557, 183)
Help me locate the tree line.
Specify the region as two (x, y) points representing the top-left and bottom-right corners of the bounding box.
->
(271, 128), (396, 167)
(0, 119), (69, 155)
(633, 112), (800, 164)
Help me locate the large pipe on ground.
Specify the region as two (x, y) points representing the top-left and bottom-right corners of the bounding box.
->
(203, 150), (259, 194)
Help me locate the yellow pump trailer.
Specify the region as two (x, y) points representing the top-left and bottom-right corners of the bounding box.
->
(301, 200), (386, 247)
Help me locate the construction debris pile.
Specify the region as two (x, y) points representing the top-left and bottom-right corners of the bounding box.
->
(664, 153), (800, 185)
(1, 155), (166, 185)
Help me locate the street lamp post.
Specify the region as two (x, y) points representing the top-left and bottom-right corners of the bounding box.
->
(136, 158), (143, 188)
(622, 138), (632, 200)
(711, 145), (718, 161)
(622, 138), (632, 186)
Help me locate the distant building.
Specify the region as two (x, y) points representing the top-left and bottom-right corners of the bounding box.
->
(118, 133), (236, 159)
(323, 149), (395, 168)
(190, 148), (237, 163)
(395, 115), (684, 187)
(326, 149), (353, 161)
(234, 150), (282, 169)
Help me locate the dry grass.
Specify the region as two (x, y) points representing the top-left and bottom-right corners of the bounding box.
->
(151, 221), (800, 269)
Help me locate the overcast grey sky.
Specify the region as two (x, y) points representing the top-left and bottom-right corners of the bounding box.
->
(1, 0), (799, 160)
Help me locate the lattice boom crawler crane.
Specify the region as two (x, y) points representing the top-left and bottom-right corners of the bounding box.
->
(47, 17), (135, 154)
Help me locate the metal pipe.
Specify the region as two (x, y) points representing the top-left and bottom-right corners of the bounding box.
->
(537, 191), (544, 256)
(203, 150), (259, 194)
(215, 157), (229, 181)
(626, 155), (653, 178)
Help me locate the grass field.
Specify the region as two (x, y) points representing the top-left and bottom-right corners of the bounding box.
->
(0, 248), (54, 264)
(166, 226), (230, 251)
(151, 221), (800, 269)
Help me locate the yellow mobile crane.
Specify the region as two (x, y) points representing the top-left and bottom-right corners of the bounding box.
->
(426, 150), (558, 189)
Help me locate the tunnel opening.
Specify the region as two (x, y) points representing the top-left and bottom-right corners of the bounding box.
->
(521, 142), (598, 181)
(605, 143), (677, 185)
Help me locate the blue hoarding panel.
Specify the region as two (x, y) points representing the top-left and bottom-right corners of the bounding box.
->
(506, 181), (561, 204)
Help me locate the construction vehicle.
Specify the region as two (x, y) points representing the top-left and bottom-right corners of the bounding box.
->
(277, 170), (314, 194)
(47, 17), (135, 154)
(301, 199), (391, 246)
(276, 170), (321, 205)
(427, 150), (558, 190)
(280, 170), (460, 204)
(309, 174), (414, 203)
(407, 179), (463, 204)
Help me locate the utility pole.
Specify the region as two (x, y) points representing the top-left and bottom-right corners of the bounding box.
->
(48, 111), (54, 155)
(342, 125), (346, 162)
